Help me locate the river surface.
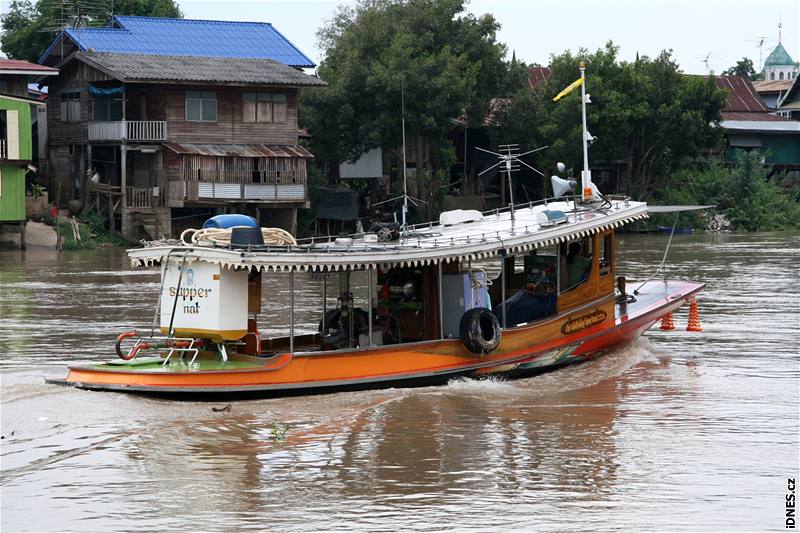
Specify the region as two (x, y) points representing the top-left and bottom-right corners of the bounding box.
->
(1, 233), (798, 532)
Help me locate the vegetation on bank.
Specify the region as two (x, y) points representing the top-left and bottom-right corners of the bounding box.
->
(651, 151), (800, 231)
(55, 210), (129, 250)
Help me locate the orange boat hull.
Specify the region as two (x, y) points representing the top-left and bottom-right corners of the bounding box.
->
(49, 281), (703, 395)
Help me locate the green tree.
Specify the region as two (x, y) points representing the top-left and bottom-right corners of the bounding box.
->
(722, 57), (763, 81)
(1, 0), (182, 63)
(300, 0), (516, 218)
(491, 43), (728, 199)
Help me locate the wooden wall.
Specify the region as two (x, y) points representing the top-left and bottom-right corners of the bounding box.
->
(156, 84), (299, 145)
(47, 59), (301, 147)
(47, 60), (113, 146)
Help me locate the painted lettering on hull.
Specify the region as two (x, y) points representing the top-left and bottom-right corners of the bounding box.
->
(561, 309), (607, 335)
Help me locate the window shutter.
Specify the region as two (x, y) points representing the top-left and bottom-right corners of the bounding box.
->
(186, 99), (202, 121)
(202, 98), (217, 122)
(6, 110), (20, 160)
(273, 94), (287, 123)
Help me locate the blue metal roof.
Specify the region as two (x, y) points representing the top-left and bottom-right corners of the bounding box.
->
(40, 16), (314, 68)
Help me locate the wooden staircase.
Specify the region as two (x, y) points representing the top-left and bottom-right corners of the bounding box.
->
(133, 208), (171, 240)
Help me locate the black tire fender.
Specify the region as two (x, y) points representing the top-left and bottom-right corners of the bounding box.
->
(459, 307), (501, 354)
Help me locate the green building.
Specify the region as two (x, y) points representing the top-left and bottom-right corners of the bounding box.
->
(1, 59), (58, 246)
(0, 94), (34, 223)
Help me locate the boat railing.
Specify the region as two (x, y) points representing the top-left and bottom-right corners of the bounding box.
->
(151, 194), (633, 255)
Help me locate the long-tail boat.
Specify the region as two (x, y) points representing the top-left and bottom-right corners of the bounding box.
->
(47, 64), (704, 396)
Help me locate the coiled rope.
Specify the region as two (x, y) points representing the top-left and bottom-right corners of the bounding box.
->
(180, 226), (297, 247)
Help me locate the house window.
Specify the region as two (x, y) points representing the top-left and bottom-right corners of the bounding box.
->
(779, 71), (785, 80)
(61, 91), (81, 122)
(185, 91), (217, 122)
(93, 97), (122, 121)
(242, 93), (287, 123)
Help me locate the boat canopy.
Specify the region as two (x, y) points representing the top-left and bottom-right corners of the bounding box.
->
(128, 199), (648, 272)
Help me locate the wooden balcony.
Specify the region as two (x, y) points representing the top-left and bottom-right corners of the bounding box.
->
(171, 180), (306, 203)
(88, 121), (168, 142)
(126, 186), (166, 209)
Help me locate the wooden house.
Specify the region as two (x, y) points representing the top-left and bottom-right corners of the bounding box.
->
(37, 16), (325, 238)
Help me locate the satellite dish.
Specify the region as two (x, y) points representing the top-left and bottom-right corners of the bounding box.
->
(551, 176), (577, 198)
(556, 162), (566, 173)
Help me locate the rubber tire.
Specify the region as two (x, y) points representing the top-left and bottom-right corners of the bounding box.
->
(459, 307), (501, 354)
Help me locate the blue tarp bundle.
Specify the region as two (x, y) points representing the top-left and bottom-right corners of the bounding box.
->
(88, 86), (123, 97)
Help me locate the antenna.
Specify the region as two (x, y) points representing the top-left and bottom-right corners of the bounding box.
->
(700, 52), (711, 75)
(372, 77), (427, 229)
(476, 144), (547, 225)
(401, 77), (408, 228)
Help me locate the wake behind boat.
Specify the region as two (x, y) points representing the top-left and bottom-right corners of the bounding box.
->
(47, 63), (705, 397)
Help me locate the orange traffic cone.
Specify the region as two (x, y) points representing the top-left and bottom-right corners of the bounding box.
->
(659, 312), (676, 331)
(686, 298), (703, 332)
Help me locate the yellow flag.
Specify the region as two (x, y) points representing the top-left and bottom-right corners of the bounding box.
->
(552, 77), (584, 102)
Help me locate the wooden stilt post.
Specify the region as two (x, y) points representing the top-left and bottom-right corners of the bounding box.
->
(120, 144), (128, 236)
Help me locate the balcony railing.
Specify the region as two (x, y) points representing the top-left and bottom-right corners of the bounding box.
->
(173, 180), (306, 202)
(88, 120), (167, 142)
(126, 186), (166, 208)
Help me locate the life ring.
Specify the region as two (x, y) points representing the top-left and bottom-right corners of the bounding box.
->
(459, 308), (501, 354)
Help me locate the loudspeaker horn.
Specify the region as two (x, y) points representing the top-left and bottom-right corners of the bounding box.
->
(551, 176), (577, 198)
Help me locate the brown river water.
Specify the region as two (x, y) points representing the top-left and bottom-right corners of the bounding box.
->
(1, 233), (798, 532)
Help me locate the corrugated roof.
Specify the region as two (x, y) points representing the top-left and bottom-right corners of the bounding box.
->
(715, 76), (768, 112)
(778, 76), (800, 109)
(721, 111), (789, 122)
(752, 79), (793, 93)
(79, 52), (325, 86)
(164, 143), (313, 158)
(721, 120), (800, 133)
(0, 59), (58, 75)
(40, 15), (314, 68)
(528, 66), (551, 90)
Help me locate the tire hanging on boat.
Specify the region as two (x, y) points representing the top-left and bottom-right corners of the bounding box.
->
(459, 308), (501, 354)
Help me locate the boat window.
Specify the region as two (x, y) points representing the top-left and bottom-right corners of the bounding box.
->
(493, 248), (558, 327)
(600, 233), (612, 276)
(559, 237), (593, 293)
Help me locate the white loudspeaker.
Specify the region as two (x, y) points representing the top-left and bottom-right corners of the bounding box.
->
(551, 176), (577, 198)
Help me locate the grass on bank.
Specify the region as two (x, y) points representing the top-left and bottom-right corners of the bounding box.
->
(55, 210), (129, 250)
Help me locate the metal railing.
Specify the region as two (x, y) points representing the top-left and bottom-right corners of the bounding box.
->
(88, 120), (167, 142)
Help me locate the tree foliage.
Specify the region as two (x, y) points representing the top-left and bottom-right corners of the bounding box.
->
(722, 57), (763, 81)
(653, 150), (800, 231)
(300, 0), (518, 216)
(490, 43), (728, 199)
(1, 0), (182, 62)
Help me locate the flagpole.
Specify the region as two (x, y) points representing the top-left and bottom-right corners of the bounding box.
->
(579, 61), (592, 202)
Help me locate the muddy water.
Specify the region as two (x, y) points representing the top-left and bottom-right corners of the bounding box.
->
(1, 233), (798, 532)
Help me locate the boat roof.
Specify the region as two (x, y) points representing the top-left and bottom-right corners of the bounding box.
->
(128, 197), (648, 272)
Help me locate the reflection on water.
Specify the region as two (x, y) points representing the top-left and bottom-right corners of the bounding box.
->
(1, 233), (799, 531)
